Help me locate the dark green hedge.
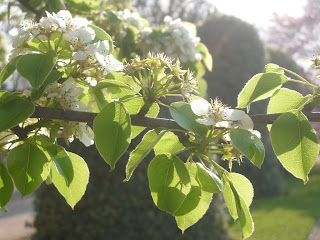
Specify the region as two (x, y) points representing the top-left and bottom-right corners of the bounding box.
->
(32, 140), (229, 240)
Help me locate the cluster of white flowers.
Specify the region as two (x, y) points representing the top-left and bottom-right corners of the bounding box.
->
(45, 77), (90, 112)
(140, 16), (202, 63)
(117, 9), (144, 30)
(9, 10), (123, 74)
(191, 99), (260, 138)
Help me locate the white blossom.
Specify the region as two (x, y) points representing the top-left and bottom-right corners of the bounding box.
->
(45, 77), (88, 112)
(74, 122), (94, 147)
(69, 27), (95, 44)
(118, 9), (144, 30)
(46, 10), (88, 32)
(190, 99), (254, 130)
(96, 53), (123, 74)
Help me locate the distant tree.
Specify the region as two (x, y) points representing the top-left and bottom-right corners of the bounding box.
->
(132, 0), (216, 24)
(266, 0), (320, 59)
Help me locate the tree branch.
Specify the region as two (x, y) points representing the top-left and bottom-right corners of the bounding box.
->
(30, 106), (320, 130)
(31, 106), (182, 129)
(17, 0), (41, 18)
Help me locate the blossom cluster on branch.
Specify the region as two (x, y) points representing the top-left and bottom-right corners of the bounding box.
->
(0, 8), (319, 240)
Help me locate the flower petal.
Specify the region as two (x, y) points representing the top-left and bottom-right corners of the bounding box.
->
(237, 114), (254, 130)
(196, 117), (215, 126)
(221, 109), (246, 121)
(190, 99), (212, 116)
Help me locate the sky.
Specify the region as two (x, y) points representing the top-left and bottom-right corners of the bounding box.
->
(213, 0), (307, 29)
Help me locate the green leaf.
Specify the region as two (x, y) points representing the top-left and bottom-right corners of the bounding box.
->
(7, 143), (50, 196)
(123, 97), (144, 115)
(93, 102), (131, 170)
(148, 154), (191, 215)
(95, 80), (137, 100)
(125, 128), (166, 181)
(230, 129), (265, 168)
(197, 42), (212, 71)
(223, 180), (238, 220)
(230, 183), (254, 239)
(222, 179), (254, 239)
(170, 102), (207, 137)
(16, 50), (57, 89)
(29, 32), (72, 59)
(263, 63), (284, 74)
(88, 24), (113, 53)
(226, 172), (254, 207)
(45, 145), (73, 186)
(268, 88), (307, 114)
(0, 55), (22, 86)
(0, 163), (14, 207)
(267, 88), (308, 131)
(154, 131), (185, 155)
(0, 98), (34, 132)
(0, 90), (10, 102)
(271, 110), (318, 183)
(196, 162), (223, 193)
(237, 72), (288, 109)
(131, 102), (159, 139)
(197, 77), (208, 97)
(175, 162), (223, 232)
(51, 152), (89, 209)
(31, 70), (63, 101)
(106, 72), (140, 92)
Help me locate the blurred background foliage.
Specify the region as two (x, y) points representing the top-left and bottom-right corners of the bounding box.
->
(0, 0), (309, 239)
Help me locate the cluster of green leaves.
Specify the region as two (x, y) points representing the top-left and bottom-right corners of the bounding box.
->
(238, 63), (319, 183)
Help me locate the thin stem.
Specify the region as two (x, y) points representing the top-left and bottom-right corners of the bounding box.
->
(282, 67), (317, 90)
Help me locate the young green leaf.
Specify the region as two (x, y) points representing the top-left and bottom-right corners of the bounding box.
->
(0, 55), (22, 86)
(95, 80), (137, 100)
(93, 102), (131, 170)
(106, 72), (141, 92)
(196, 163), (223, 193)
(125, 128), (166, 181)
(7, 143), (50, 196)
(0, 163), (14, 207)
(237, 72), (288, 109)
(88, 24), (114, 53)
(0, 98), (34, 132)
(31, 70), (63, 101)
(267, 88), (307, 114)
(226, 172), (254, 207)
(51, 152), (89, 209)
(230, 129), (265, 168)
(16, 50), (57, 89)
(148, 154), (191, 215)
(123, 97), (144, 115)
(223, 179), (254, 239)
(175, 162), (221, 232)
(223, 180), (238, 220)
(263, 63), (284, 74)
(271, 110), (318, 183)
(154, 131), (185, 155)
(230, 183), (254, 239)
(170, 102), (207, 137)
(45, 145), (74, 186)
